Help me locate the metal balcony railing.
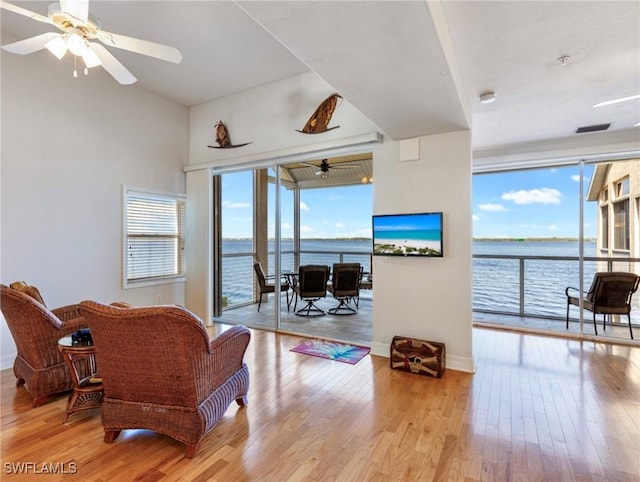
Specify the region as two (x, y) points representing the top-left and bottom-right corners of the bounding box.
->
(473, 254), (640, 326)
(221, 248), (640, 327)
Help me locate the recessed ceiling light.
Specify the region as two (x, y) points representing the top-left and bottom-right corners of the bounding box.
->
(593, 94), (640, 108)
(479, 92), (497, 104)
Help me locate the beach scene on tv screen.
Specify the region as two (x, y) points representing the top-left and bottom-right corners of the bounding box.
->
(373, 213), (442, 256)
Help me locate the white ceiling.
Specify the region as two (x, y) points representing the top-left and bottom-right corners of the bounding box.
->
(2, 1), (639, 160)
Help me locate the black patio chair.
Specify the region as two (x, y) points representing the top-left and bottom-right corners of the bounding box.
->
(294, 265), (330, 317)
(253, 262), (289, 312)
(565, 271), (640, 339)
(327, 263), (361, 315)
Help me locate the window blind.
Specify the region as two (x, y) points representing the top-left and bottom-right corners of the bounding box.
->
(125, 191), (185, 283)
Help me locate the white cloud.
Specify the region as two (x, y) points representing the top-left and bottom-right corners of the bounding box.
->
(300, 202), (310, 211)
(300, 225), (314, 233)
(478, 203), (507, 212)
(548, 225), (557, 230)
(473, 214), (480, 221)
(335, 222), (345, 228)
(571, 174), (581, 182)
(222, 201), (250, 209)
(502, 188), (562, 205)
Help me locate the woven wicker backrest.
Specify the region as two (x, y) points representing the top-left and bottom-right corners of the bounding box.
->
(79, 301), (213, 407)
(331, 263), (361, 296)
(298, 265), (330, 297)
(253, 262), (267, 289)
(591, 272), (640, 308)
(0, 285), (65, 369)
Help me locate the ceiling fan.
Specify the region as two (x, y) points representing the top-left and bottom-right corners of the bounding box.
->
(0, 0), (182, 84)
(302, 159), (360, 179)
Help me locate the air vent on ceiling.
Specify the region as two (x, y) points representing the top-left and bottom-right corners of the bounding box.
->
(576, 123), (611, 133)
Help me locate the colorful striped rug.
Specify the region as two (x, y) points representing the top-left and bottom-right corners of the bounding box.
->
(290, 339), (370, 365)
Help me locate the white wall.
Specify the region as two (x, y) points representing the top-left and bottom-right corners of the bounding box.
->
(186, 71), (475, 372)
(1, 45), (189, 369)
(372, 132), (474, 372)
(189, 71), (381, 168)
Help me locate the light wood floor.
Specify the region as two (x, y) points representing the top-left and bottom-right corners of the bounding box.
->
(1, 327), (639, 481)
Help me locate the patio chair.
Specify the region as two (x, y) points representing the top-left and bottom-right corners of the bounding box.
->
(78, 300), (251, 458)
(294, 265), (330, 316)
(253, 261), (289, 311)
(565, 271), (640, 339)
(327, 263), (361, 315)
(0, 282), (89, 406)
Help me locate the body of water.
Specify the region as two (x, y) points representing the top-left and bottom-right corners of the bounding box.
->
(220, 239), (639, 323)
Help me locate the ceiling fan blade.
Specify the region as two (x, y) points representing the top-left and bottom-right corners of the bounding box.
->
(0, 1), (53, 25)
(98, 31), (182, 64)
(89, 43), (136, 85)
(2, 32), (62, 55)
(59, 0), (88, 26)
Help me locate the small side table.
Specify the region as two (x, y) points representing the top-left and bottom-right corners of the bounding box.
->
(57, 335), (103, 422)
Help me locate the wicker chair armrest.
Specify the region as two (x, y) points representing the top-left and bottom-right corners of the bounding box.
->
(58, 316), (89, 336)
(565, 286), (583, 297)
(51, 304), (82, 322)
(194, 326), (251, 401)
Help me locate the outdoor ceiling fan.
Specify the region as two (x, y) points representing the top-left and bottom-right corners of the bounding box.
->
(302, 159), (359, 179)
(0, 0), (182, 84)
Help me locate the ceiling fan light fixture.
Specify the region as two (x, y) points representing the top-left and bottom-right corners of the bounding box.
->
(82, 46), (101, 68)
(66, 30), (87, 56)
(44, 36), (67, 59)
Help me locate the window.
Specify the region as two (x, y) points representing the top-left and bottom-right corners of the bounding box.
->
(600, 205), (609, 249)
(615, 177), (629, 198)
(123, 187), (185, 287)
(613, 199), (629, 250)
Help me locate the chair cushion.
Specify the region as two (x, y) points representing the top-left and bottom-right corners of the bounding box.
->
(9, 281), (46, 306)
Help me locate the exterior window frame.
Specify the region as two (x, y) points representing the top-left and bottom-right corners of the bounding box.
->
(122, 186), (186, 289)
(613, 197), (630, 251)
(600, 204), (609, 249)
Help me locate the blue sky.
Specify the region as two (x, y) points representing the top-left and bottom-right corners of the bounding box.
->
(221, 170), (372, 239)
(473, 164), (596, 239)
(221, 164), (597, 239)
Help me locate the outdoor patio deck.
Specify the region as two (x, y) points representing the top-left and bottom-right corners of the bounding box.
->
(215, 292), (638, 345)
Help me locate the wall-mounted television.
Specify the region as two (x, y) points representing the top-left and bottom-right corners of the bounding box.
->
(372, 212), (443, 257)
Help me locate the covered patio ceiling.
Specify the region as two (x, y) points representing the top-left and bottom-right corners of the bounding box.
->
(278, 153), (373, 190)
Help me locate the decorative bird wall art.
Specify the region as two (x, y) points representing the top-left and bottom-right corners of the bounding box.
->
(208, 121), (252, 149)
(296, 93), (343, 134)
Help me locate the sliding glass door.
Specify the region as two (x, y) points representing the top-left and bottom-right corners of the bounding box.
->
(211, 154), (375, 345)
(472, 158), (640, 342)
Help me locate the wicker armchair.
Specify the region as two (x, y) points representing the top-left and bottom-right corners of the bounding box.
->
(78, 300), (251, 458)
(0, 283), (88, 406)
